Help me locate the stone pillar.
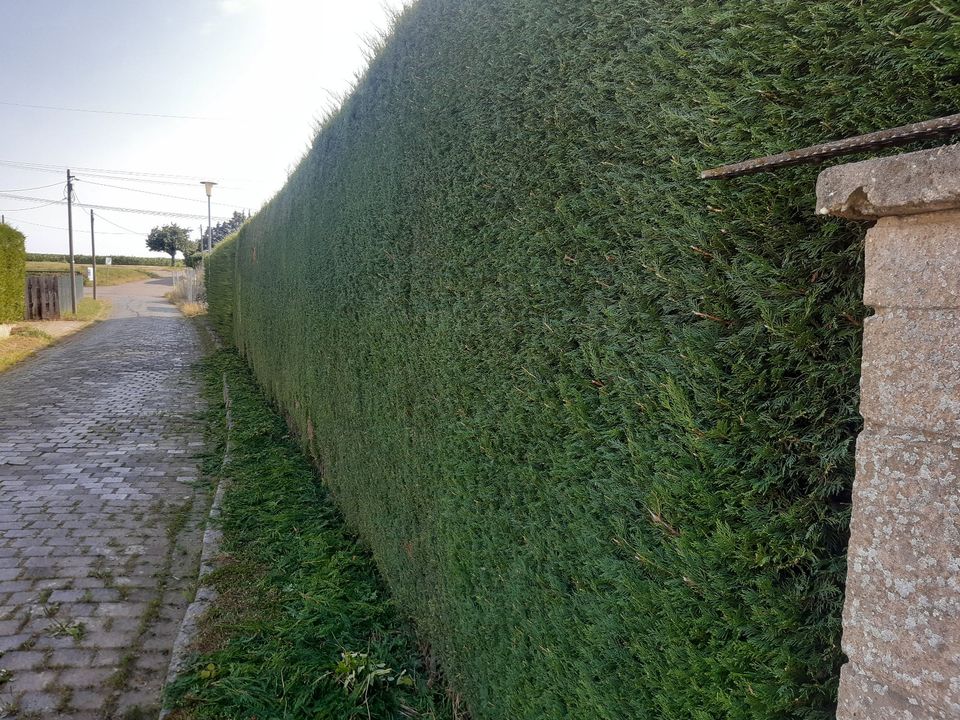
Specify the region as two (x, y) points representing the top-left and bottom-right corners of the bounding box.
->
(816, 144), (960, 720)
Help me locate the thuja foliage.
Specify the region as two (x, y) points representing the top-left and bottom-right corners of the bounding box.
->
(0, 224), (26, 323)
(204, 234), (237, 341)
(207, 2), (960, 718)
(165, 350), (452, 719)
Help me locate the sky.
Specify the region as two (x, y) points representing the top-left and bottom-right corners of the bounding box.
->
(0, 0), (408, 258)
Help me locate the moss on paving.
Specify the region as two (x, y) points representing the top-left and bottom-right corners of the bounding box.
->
(205, 2), (960, 718)
(164, 350), (452, 720)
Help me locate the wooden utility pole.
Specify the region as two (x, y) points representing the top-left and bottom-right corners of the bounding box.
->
(66, 170), (77, 314)
(90, 210), (97, 300)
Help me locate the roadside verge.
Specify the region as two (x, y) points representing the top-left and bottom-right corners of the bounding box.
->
(160, 349), (456, 720)
(0, 297), (111, 372)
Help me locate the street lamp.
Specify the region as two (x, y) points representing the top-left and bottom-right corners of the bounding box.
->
(200, 180), (217, 252)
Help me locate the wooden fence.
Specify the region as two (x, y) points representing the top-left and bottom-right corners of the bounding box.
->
(24, 273), (83, 320)
(25, 275), (61, 320)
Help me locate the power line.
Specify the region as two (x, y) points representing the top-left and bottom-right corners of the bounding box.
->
(76, 172), (211, 189)
(0, 199), (63, 212)
(79, 178), (236, 207)
(0, 184), (67, 212)
(0, 192), (66, 204)
(78, 200), (229, 222)
(0, 181), (63, 193)
(4, 217), (135, 235)
(0, 158), (202, 181)
(0, 99), (218, 121)
(0, 161), (199, 187)
(0, 192), (230, 221)
(0, 158), (252, 185)
(90, 211), (149, 236)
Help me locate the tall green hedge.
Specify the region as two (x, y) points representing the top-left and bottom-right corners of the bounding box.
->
(0, 225), (26, 323)
(207, 2), (960, 718)
(205, 234), (237, 342)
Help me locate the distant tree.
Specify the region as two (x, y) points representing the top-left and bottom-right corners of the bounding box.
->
(209, 211), (247, 248)
(146, 224), (195, 266)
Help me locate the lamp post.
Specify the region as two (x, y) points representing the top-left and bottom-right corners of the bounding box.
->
(200, 180), (217, 252)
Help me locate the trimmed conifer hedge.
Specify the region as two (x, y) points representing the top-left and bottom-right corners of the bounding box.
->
(0, 225), (26, 323)
(205, 234), (237, 342)
(207, 2), (960, 718)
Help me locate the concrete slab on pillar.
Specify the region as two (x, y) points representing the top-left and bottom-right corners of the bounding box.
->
(816, 144), (960, 220)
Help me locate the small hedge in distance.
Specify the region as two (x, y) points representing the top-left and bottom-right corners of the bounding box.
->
(207, 2), (960, 719)
(26, 252), (180, 267)
(0, 225), (26, 322)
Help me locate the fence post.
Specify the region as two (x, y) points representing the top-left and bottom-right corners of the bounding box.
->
(816, 144), (960, 719)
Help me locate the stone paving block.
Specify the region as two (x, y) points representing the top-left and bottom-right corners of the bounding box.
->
(70, 689), (109, 711)
(96, 602), (147, 618)
(0, 634), (30, 653)
(91, 648), (124, 667)
(134, 650), (171, 674)
(16, 691), (60, 713)
(58, 667), (115, 689)
(0, 650), (44, 671)
(7, 669), (57, 693)
(47, 648), (96, 668)
(32, 634), (83, 651)
(114, 686), (160, 715)
(0, 280), (208, 719)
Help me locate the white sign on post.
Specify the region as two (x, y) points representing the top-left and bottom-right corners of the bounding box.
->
(105, 257), (112, 265)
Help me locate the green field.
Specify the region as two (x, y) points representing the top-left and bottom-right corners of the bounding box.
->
(26, 261), (167, 286)
(26, 252), (182, 267)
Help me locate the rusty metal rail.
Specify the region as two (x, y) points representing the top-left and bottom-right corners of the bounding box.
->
(700, 113), (960, 180)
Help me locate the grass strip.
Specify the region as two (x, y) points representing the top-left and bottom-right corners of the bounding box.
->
(61, 297), (112, 321)
(0, 298), (111, 372)
(165, 349), (454, 720)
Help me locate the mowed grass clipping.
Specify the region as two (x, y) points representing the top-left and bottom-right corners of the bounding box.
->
(206, 2), (960, 719)
(165, 350), (453, 720)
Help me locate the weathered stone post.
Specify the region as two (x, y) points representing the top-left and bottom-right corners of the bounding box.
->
(817, 144), (960, 720)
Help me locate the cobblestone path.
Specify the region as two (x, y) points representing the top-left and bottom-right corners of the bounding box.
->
(0, 278), (208, 719)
